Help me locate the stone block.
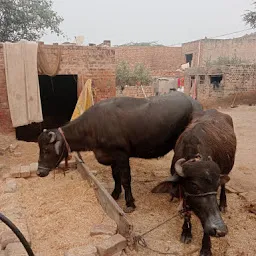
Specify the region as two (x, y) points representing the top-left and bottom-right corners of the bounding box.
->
(64, 244), (98, 256)
(29, 163), (38, 177)
(5, 242), (27, 256)
(96, 234), (127, 256)
(4, 179), (17, 193)
(20, 166), (30, 178)
(0, 230), (19, 249)
(9, 166), (21, 178)
(90, 224), (117, 237)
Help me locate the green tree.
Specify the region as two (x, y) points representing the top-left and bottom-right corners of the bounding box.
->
(116, 61), (132, 90)
(0, 0), (64, 42)
(116, 61), (152, 90)
(131, 63), (152, 86)
(243, 2), (256, 28)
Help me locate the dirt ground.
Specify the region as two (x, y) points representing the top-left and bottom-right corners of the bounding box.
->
(0, 105), (256, 256)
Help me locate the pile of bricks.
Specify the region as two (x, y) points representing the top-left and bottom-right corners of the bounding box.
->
(1, 160), (128, 256)
(120, 85), (154, 98)
(5, 160), (77, 179)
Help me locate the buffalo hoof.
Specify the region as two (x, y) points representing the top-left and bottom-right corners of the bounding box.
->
(123, 206), (136, 213)
(111, 190), (121, 200)
(200, 249), (212, 256)
(180, 231), (192, 244)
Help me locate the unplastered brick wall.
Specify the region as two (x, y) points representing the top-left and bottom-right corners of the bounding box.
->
(115, 46), (183, 77)
(0, 43), (116, 134)
(118, 86), (154, 98)
(38, 43), (116, 103)
(184, 65), (256, 100)
(183, 35), (256, 68)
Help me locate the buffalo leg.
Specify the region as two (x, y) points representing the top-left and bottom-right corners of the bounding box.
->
(114, 153), (135, 213)
(200, 233), (212, 256)
(180, 212), (192, 244)
(111, 163), (122, 200)
(219, 184), (227, 213)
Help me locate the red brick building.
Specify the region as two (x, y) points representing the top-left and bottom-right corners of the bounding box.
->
(115, 46), (183, 77)
(0, 43), (116, 136)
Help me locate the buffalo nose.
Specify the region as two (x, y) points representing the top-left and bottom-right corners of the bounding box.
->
(214, 227), (228, 237)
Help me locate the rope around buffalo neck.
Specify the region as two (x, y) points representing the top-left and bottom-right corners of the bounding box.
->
(58, 128), (72, 158)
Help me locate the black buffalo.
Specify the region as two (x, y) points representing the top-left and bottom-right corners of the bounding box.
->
(37, 91), (202, 213)
(152, 109), (237, 256)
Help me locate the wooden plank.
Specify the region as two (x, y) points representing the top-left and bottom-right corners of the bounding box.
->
(75, 156), (134, 243)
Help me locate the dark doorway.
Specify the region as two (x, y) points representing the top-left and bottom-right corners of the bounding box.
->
(210, 75), (223, 89)
(15, 75), (78, 142)
(185, 54), (193, 67)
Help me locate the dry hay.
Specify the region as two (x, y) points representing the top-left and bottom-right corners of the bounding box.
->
(16, 171), (116, 256)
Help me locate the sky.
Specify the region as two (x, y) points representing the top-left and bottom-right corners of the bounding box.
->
(42, 0), (255, 46)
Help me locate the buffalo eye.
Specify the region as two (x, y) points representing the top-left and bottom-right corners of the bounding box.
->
(191, 182), (200, 192)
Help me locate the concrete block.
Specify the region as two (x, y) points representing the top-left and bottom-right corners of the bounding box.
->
(29, 163), (38, 177)
(20, 166), (30, 178)
(29, 162), (38, 171)
(96, 234), (127, 256)
(90, 224), (117, 237)
(5, 242), (27, 256)
(64, 244), (98, 256)
(4, 179), (17, 193)
(9, 166), (21, 178)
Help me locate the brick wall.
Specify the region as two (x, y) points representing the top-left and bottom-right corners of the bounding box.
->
(183, 35), (256, 68)
(117, 86), (154, 98)
(184, 65), (256, 101)
(115, 46), (183, 77)
(0, 43), (116, 134)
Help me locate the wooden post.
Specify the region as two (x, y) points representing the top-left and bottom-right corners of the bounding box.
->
(74, 156), (135, 246)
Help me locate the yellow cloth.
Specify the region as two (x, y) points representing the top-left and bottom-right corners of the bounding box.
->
(71, 79), (94, 121)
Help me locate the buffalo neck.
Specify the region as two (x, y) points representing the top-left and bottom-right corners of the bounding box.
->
(61, 118), (89, 152)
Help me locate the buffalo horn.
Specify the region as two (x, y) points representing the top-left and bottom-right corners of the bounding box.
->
(54, 141), (61, 155)
(174, 158), (186, 177)
(48, 131), (57, 143)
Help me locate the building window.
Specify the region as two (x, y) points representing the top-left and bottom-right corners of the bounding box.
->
(190, 75), (195, 88)
(185, 54), (193, 67)
(209, 75), (223, 89)
(199, 75), (205, 84)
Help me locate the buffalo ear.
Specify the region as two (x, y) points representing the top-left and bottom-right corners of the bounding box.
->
(151, 173), (180, 194)
(220, 175), (230, 185)
(54, 141), (62, 155)
(151, 181), (173, 193)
